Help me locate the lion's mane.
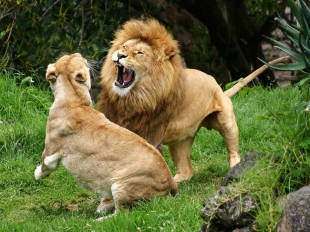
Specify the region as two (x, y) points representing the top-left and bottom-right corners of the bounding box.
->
(98, 19), (186, 146)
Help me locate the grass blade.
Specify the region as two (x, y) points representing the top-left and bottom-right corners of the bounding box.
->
(264, 37), (304, 61)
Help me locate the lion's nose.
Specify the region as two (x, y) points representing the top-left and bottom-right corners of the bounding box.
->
(117, 53), (127, 59)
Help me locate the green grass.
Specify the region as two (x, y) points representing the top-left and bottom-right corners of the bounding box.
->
(0, 71), (309, 231)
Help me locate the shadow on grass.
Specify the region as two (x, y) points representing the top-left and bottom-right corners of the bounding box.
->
(32, 201), (98, 220)
(190, 166), (227, 184)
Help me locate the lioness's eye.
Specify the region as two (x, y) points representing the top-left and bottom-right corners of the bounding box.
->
(137, 51), (143, 54)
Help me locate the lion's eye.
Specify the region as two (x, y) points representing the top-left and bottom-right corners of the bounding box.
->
(137, 51), (143, 55)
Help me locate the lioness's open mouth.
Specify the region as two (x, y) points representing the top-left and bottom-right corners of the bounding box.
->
(115, 65), (135, 88)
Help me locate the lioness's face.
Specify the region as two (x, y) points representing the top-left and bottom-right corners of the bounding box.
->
(46, 53), (91, 92)
(111, 39), (154, 97)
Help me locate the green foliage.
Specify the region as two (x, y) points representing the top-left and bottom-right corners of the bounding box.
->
(245, 0), (283, 25)
(260, 0), (310, 82)
(257, 0), (310, 194)
(0, 0), (136, 82)
(273, 92), (310, 192)
(257, 2), (310, 208)
(231, 86), (310, 230)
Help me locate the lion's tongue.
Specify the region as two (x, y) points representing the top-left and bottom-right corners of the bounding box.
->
(123, 71), (132, 83)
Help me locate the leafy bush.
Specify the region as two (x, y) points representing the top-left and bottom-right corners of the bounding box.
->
(0, 0), (135, 84)
(260, 0), (310, 190)
(261, 0), (310, 82)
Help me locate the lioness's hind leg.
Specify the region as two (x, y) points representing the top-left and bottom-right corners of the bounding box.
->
(96, 198), (115, 214)
(206, 110), (240, 167)
(168, 137), (195, 182)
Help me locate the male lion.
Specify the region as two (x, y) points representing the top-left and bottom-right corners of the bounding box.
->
(34, 53), (177, 219)
(97, 19), (290, 182)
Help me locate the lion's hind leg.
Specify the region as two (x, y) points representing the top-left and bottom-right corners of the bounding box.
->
(204, 109), (240, 168)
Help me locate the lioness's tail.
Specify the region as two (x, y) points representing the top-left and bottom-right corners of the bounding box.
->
(224, 56), (291, 98)
(170, 180), (178, 196)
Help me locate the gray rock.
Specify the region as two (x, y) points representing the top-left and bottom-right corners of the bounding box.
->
(200, 152), (260, 232)
(200, 186), (257, 231)
(217, 194), (256, 228)
(277, 185), (310, 232)
(221, 151), (259, 186)
(232, 221), (259, 232)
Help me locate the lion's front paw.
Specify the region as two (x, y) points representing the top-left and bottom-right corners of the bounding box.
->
(174, 173), (193, 183)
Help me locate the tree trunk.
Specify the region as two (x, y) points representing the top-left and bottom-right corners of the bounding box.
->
(178, 0), (252, 81)
(178, 0), (286, 86)
(224, 0), (277, 86)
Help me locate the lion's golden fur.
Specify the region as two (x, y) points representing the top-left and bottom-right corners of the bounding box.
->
(98, 19), (186, 147)
(98, 19), (241, 182)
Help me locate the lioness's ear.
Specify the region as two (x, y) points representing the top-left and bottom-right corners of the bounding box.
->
(75, 73), (87, 83)
(46, 72), (57, 82)
(46, 64), (58, 82)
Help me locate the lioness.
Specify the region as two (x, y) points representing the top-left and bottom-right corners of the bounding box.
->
(34, 53), (178, 219)
(98, 19), (290, 182)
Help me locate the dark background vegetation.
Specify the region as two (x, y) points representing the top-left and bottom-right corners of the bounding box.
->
(0, 0), (287, 87)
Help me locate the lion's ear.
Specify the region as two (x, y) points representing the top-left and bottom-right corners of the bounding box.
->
(166, 48), (177, 60)
(155, 47), (177, 61)
(164, 39), (179, 60)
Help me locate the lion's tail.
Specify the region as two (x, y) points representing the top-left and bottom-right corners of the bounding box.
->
(224, 56), (291, 98)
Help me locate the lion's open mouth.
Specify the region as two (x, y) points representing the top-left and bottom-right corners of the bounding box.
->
(115, 65), (135, 88)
